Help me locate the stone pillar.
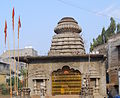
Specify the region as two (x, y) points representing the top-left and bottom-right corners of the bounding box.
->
(34, 79), (37, 94)
(95, 78), (99, 93)
(40, 80), (46, 98)
(93, 78), (103, 98)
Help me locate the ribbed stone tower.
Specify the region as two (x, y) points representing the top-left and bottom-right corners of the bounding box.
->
(48, 17), (85, 56)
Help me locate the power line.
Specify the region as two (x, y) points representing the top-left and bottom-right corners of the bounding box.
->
(57, 0), (120, 21)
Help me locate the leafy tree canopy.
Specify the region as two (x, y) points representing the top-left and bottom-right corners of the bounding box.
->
(90, 17), (119, 52)
(117, 23), (120, 33)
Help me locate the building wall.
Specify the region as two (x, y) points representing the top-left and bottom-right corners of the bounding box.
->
(93, 43), (108, 55)
(0, 48), (38, 71)
(1, 58), (26, 71)
(27, 58), (106, 97)
(92, 33), (120, 96)
(0, 63), (9, 72)
(0, 74), (6, 84)
(1, 48), (38, 58)
(0, 62), (9, 84)
(92, 33), (120, 85)
(108, 33), (120, 85)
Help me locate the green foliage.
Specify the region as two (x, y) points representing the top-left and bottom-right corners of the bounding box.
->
(0, 84), (9, 95)
(90, 43), (93, 52)
(20, 68), (27, 76)
(20, 68), (28, 87)
(117, 23), (120, 33)
(96, 35), (102, 45)
(105, 17), (116, 40)
(6, 77), (23, 90)
(101, 27), (106, 43)
(90, 17), (120, 52)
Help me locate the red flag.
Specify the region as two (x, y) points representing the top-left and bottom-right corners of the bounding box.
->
(4, 20), (7, 46)
(12, 7), (15, 31)
(18, 16), (21, 39)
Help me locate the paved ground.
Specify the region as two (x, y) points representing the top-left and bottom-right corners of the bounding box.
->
(0, 95), (21, 98)
(0, 95), (10, 98)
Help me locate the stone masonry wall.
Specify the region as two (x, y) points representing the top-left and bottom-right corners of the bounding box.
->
(28, 58), (106, 97)
(108, 33), (120, 85)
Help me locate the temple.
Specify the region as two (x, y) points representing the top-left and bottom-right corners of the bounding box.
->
(48, 17), (85, 56)
(18, 17), (107, 98)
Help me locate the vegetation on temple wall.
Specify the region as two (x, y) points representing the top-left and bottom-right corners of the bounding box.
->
(90, 17), (120, 52)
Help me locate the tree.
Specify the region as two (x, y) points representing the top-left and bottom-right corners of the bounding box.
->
(96, 35), (102, 45)
(93, 38), (97, 47)
(90, 43), (93, 52)
(101, 27), (106, 44)
(117, 23), (120, 33)
(109, 17), (116, 34)
(7, 77), (23, 90)
(105, 17), (116, 41)
(90, 17), (117, 52)
(0, 84), (9, 95)
(20, 68), (28, 87)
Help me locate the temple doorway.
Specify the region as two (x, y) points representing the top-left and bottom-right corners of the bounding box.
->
(52, 66), (82, 95)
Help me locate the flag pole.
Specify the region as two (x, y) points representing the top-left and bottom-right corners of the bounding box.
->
(17, 16), (21, 95)
(4, 20), (12, 98)
(17, 28), (20, 95)
(12, 7), (16, 92)
(13, 29), (16, 92)
(7, 31), (12, 98)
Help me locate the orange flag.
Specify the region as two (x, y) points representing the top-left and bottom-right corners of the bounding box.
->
(18, 16), (21, 39)
(4, 20), (7, 46)
(12, 7), (15, 31)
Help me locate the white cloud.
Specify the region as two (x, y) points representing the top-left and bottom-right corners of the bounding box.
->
(96, 5), (120, 19)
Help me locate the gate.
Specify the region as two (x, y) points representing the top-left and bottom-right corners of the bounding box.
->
(52, 66), (81, 95)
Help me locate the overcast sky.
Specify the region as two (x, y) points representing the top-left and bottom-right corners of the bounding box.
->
(0, 0), (120, 55)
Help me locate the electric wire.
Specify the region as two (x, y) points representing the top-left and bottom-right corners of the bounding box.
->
(57, 0), (120, 21)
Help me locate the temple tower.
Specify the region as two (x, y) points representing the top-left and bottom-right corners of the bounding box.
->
(48, 17), (85, 56)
